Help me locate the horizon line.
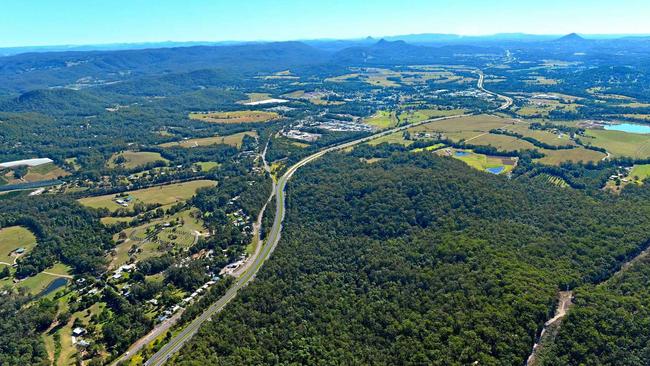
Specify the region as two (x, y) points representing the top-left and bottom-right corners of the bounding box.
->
(2, 31), (650, 50)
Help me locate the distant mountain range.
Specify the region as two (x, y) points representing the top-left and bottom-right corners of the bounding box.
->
(3, 33), (650, 56)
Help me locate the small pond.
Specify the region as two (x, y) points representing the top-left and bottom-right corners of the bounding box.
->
(604, 123), (650, 134)
(455, 151), (470, 157)
(486, 166), (505, 175)
(37, 277), (68, 298)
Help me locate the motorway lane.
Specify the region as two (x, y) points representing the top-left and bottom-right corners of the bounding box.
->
(144, 71), (509, 366)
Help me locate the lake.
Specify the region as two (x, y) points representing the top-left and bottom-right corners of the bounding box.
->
(604, 123), (650, 134)
(455, 151), (470, 157)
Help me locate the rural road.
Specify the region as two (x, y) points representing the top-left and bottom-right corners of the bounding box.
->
(141, 72), (512, 366)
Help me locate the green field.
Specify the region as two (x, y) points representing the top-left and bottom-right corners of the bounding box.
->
(189, 110), (279, 124)
(79, 180), (216, 212)
(504, 124), (576, 147)
(439, 149), (516, 174)
(14, 263), (71, 295)
(408, 114), (515, 139)
(364, 111), (398, 129)
(1, 162), (69, 185)
(0, 226), (37, 264)
(107, 151), (168, 170)
(194, 161), (221, 172)
(411, 143), (446, 153)
(111, 209), (205, 268)
(367, 132), (413, 146)
(630, 164), (650, 182)
(238, 92), (272, 104)
(468, 133), (537, 151)
(536, 148), (606, 165)
(160, 131), (258, 149)
(584, 129), (650, 158)
(399, 108), (466, 124)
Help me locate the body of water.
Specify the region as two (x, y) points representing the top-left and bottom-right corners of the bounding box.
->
(486, 166), (505, 175)
(455, 151), (470, 157)
(37, 277), (68, 298)
(604, 123), (650, 134)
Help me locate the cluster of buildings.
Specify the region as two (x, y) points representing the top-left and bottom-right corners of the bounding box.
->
(282, 130), (322, 142)
(114, 195), (134, 207)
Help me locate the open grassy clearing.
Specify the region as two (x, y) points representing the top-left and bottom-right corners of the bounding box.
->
(536, 148), (606, 165)
(437, 148), (516, 174)
(583, 129), (650, 158)
(408, 114), (516, 140)
(189, 110), (279, 124)
(237, 93), (272, 104)
(159, 131), (257, 149)
(194, 161), (221, 172)
(0, 225), (37, 264)
(468, 133), (537, 151)
(364, 110), (398, 129)
(79, 180), (216, 213)
(367, 132), (413, 146)
(605, 164), (650, 193)
(325, 68), (468, 87)
(399, 108), (466, 124)
(1, 163), (69, 185)
(107, 151), (168, 170)
(110, 209), (204, 269)
(525, 76), (559, 85)
(411, 143), (446, 153)
(504, 124), (577, 147)
(15, 263), (72, 295)
(516, 99), (581, 117)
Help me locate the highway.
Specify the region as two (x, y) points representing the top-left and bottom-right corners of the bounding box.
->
(142, 71), (511, 366)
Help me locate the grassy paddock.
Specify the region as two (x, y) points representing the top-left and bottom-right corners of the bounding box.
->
(537, 148), (606, 165)
(364, 111), (398, 129)
(78, 180), (216, 212)
(189, 111), (279, 124)
(584, 129), (650, 159)
(107, 151), (168, 170)
(160, 131), (258, 149)
(0, 226), (37, 264)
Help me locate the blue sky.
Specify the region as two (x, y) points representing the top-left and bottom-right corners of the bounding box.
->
(1, 0), (648, 47)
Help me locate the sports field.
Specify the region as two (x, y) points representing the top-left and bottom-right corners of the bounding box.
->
(189, 110), (279, 124)
(78, 180), (216, 212)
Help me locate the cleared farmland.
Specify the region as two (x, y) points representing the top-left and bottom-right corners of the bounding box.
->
(78, 180), (216, 212)
(0, 226), (37, 264)
(107, 151), (168, 169)
(160, 131), (258, 149)
(189, 110), (279, 124)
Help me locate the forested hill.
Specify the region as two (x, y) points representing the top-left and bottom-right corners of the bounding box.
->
(0, 41), (328, 93)
(170, 152), (650, 365)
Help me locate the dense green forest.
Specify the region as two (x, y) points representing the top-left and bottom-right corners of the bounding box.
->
(170, 152), (650, 365)
(538, 222), (650, 365)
